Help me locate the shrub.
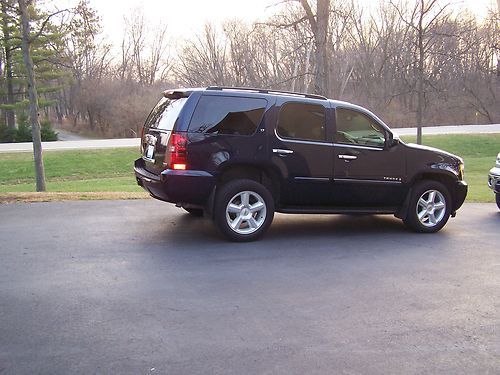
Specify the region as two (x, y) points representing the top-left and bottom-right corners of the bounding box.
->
(0, 114), (58, 143)
(15, 122), (33, 142)
(41, 119), (58, 141)
(0, 123), (17, 143)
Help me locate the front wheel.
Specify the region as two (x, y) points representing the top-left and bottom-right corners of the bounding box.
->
(213, 179), (274, 242)
(404, 180), (452, 233)
(496, 193), (500, 210)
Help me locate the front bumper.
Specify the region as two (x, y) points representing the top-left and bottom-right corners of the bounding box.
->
(488, 167), (500, 194)
(134, 158), (216, 205)
(453, 180), (468, 212)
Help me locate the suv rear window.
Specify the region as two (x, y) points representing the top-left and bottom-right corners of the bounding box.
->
(146, 97), (187, 131)
(189, 96), (266, 135)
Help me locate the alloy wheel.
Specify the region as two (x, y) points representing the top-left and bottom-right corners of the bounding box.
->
(225, 190), (267, 235)
(416, 189), (446, 227)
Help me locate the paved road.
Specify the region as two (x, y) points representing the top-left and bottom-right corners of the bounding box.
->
(52, 128), (91, 141)
(1, 124), (499, 153)
(0, 201), (499, 374)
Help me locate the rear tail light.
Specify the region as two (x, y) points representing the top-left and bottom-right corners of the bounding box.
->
(164, 132), (188, 170)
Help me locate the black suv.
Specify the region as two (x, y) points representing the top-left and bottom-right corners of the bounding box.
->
(135, 87), (467, 241)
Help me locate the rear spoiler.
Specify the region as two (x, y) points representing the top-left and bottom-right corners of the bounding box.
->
(163, 90), (192, 99)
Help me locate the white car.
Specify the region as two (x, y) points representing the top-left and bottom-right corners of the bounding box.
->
(487, 153), (500, 209)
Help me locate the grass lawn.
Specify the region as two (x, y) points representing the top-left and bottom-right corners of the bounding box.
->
(0, 134), (498, 202)
(0, 148), (144, 194)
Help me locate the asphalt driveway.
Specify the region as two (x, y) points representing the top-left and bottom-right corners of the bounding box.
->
(0, 200), (499, 374)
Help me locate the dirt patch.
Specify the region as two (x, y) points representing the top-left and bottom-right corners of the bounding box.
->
(0, 192), (150, 203)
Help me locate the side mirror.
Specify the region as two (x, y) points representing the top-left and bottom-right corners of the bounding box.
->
(386, 132), (400, 148)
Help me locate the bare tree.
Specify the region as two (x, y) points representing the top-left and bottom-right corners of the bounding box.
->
(298, 0), (330, 95)
(391, 0), (452, 144)
(121, 10), (171, 85)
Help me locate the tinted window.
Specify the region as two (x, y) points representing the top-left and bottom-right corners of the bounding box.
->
(189, 96), (266, 135)
(277, 102), (326, 142)
(146, 97), (187, 131)
(335, 108), (385, 147)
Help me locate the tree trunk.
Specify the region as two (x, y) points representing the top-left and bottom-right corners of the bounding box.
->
(314, 0), (329, 96)
(1, 0), (16, 130)
(416, 0), (425, 145)
(300, 0), (330, 96)
(19, 0), (46, 191)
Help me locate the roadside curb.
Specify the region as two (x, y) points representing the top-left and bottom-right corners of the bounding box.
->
(0, 191), (150, 203)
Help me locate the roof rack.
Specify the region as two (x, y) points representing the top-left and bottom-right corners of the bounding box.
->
(206, 86), (327, 101)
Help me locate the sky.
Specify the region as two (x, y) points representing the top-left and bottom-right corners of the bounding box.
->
(51, 0), (498, 46)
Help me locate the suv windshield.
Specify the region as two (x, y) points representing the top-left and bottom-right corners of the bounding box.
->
(145, 97), (187, 131)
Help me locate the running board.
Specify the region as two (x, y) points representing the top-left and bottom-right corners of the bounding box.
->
(277, 206), (398, 215)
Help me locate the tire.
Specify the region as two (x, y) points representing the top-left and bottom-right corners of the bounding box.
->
(183, 207), (204, 217)
(213, 179), (275, 242)
(496, 193), (500, 210)
(404, 180), (451, 233)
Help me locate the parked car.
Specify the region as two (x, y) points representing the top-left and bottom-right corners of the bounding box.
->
(134, 87), (467, 241)
(488, 153), (500, 209)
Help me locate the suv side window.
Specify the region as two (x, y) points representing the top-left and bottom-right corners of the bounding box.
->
(277, 102), (326, 142)
(146, 97), (188, 131)
(189, 96), (267, 136)
(335, 108), (385, 148)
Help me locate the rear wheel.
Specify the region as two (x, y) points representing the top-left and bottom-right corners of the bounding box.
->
(404, 180), (451, 233)
(214, 179), (274, 242)
(496, 193), (500, 210)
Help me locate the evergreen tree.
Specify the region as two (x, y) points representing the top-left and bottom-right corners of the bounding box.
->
(0, 0), (68, 131)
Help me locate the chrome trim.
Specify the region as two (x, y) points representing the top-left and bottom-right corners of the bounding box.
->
(335, 178), (402, 185)
(334, 143), (383, 151)
(274, 128), (334, 147)
(294, 176), (330, 182)
(273, 148), (294, 155)
(338, 154), (357, 160)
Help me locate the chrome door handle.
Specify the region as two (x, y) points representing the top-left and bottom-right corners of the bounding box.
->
(338, 154), (357, 160)
(273, 148), (294, 155)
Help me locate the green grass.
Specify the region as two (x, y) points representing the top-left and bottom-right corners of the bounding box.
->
(0, 134), (498, 201)
(400, 134), (499, 202)
(0, 148), (144, 193)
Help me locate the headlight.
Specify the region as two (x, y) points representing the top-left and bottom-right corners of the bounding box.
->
(459, 162), (465, 180)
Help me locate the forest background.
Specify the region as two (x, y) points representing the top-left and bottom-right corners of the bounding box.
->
(0, 0), (499, 141)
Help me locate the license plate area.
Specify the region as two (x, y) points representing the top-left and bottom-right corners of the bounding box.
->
(142, 134), (158, 162)
(145, 144), (155, 160)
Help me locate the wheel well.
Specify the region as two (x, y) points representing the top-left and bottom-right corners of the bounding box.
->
(413, 173), (456, 197)
(217, 164), (280, 202)
(396, 172), (457, 220)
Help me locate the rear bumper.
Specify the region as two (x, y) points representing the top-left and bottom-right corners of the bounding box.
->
(134, 158), (215, 205)
(488, 167), (500, 194)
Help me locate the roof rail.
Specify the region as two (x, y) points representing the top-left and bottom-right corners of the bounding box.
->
(206, 86), (327, 101)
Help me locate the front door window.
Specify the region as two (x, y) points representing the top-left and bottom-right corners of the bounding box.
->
(335, 108), (385, 148)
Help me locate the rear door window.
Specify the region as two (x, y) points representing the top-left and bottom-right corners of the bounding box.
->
(146, 97), (188, 131)
(189, 96), (267, 135)
(277, 102), (326, 142)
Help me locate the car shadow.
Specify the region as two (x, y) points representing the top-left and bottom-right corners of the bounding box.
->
(140, 211), (435, 249)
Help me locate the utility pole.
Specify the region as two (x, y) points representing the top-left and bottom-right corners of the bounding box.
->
(18, 0), (46, 191)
